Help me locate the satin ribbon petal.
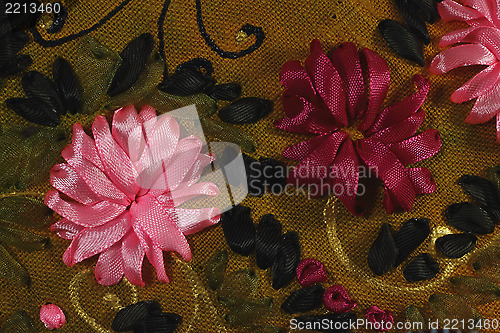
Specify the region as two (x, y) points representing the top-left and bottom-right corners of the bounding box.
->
(275, 93), (339, 134)
(466, 80), (500, 123)
(282, 134), (332, 161)
(357, 138), (416, 212)
(130, 195), (191, 261)
(358, 48), (391, 131)
(162, 136), (203, 191)
(93, 115), (139, 199)
(112, 105), (147, 164)
(111, 105), (140, 156)
(329, 42), (367, 119)
(171, 207), (221, 235)
(430, 44), (497, 75)
(62, 143), (130, 206)
(45, 190), (127, 228)
(451, 63), (500, 103)
(50, 163), (104, 205)
(387, 129), (442, 165)
(497, 112), (500, 142)
(439, 26), (481, 47)
(438, 0), (485, 22)
(141, 136), (204, 197)
(121, 231), (146, 287)
(367, 75), (429, 135)
(62, 212), (130, 266)
(138, 105), (158, 138)
(408, 167), (437, 195)
(50, 218), (84, 240)
(280, 60), (317, 101)
(305, 39), (348, 127)
(145, 240), (169, 283)
(326, 139), (361, 215)
(95, 242), (124, 286)
(169, 182), (220, 206)
(132, 224), (169, 283)
(463, 0), (500, 26)
(182, 153), (213, 186)
(443, 27), (500, 60)
(368, 110), (425, 144)
(66, 123), (104, 171)
(289, 131), (348, 184)
(147, 114), (180, 166)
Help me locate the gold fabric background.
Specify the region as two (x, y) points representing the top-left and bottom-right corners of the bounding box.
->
(0, 0), (499, 331)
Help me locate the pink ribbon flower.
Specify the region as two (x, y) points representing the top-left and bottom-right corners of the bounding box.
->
(45, 105), (221, 286)
(366, 306), (394, 331)
(276, 39), (441, 215)
(323, 285), (357, 314)
(430, 0), (500, 142)
(40, 303), (66, 330)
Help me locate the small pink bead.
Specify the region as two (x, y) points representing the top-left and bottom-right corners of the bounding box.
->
(366, 306), (394, 331)
(323, 285), (357, 313)
(296, 258), (327, 287)
(40, 303), (66, 330)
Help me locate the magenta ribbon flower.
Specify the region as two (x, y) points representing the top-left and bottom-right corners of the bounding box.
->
(45, 105), (221, 286)
(430, 0), (500, 142)
(366, 306), (394, 331)
(276, 39), (441, 215)
(296, 258), (328, 287)
(323, 285), (357, 314)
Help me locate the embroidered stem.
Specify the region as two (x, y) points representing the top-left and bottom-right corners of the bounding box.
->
(194, 0), (265, 59)
(30, 0), (133, 47)
(0, 191), (44, 199)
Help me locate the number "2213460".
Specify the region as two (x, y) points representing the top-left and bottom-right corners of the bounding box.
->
(5, 2), (61, 14)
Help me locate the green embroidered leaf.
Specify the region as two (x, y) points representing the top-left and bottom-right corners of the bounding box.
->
(225, 297), (273, 326)
(0, 311), (36, 332)
(472, 246), (500, 284)
(405, 305), (426, 327)
(205, 250), (228, 290)
(0, 225), (49, 251)
(428, 293), (481, 322)
(218, 269), (259, 307)
(0, 196), (52, 228)
(75, 36), (122, 114)
(143, 88), (217, 119)
(487, 165), (500, 193)
(106, 51), (164, 110)
(0, 244), (30, 286)
(201, 118), (257, 153)
(450, 276), (500, 305)
(0, 125), (66, 191)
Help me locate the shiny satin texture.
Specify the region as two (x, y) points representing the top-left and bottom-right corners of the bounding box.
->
(39, 303), (66, 330)
(45, 105), (221, 286)
(431, 0), (500, 142)
(276, 40), (442, 215)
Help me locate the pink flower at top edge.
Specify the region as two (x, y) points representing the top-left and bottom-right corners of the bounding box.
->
(45, 105), (221, 286)
(431, 0), (500, 142)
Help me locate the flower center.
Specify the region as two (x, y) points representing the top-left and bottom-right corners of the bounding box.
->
(341, 119), (364, 141)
